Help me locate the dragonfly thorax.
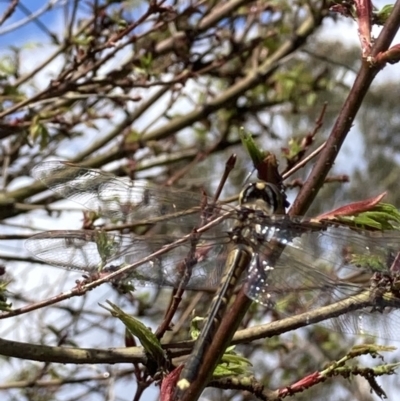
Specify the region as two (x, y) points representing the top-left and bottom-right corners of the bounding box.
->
(239, 181), (284, 215)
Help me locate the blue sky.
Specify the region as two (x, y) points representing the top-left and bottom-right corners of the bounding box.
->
(0, 0), (68, 44)
(0, 0), (148, 47)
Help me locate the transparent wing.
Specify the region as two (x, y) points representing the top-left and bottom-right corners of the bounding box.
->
(25, 230), (230, 290)
(245, 223), (400, 339)
(321, 307), (400, 341)
(29, 161), (239, 289)
(32, 161), (224, 228)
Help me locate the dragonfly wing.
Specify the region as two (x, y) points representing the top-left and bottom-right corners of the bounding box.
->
(32, 161), (222, 227)
(320, 307), (400, 340)
(25, 230), (230, 290)
(123, 240), (228, 290)
(244, 221), (400, 339)
(25, 230), (133, 272)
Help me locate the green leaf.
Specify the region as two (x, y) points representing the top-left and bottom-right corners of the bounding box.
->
(348, 253), (387, 271)
(375, 4), (393, 24)
(336, 203), (400, 230)
(0, 280), (12, 311)
(3, 84), (22, 97)
(94, 231), (121, 264)
(29, 117), (49, 150)
(213, 346), (253, 378)
(0, 56), (17, 76)
(348, 344), (396, 357)
(239, 128), (266, 166)
(140, 53), (153, 70)
(283, 137), (303, 160)
(73, 35), (95, 46)
(189, 316), (204, 340)
(187, 317), (252, 378)
(100, 301), (166, 366)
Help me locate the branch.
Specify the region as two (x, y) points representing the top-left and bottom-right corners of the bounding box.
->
(0, 336), (146, 364)
(291, 0), (400, 216)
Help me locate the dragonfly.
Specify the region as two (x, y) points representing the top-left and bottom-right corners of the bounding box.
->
(26, 162), (400, 390)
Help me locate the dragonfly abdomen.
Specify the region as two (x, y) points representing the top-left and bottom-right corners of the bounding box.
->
(175, 245), (252, 395)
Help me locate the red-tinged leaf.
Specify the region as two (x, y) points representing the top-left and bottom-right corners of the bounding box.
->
(355, 0), (372, 57)
(278, 371), (321, 397)
(160, 365), (184, 401)
(316, 192), (386, 221)
(375, 44), (400, 65)
(291, 371), (321, 390)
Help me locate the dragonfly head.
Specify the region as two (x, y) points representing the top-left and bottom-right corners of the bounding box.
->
(239, 181), (286, 215)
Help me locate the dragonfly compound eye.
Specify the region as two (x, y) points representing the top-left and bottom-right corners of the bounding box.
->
(239, 181), (283, 215)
